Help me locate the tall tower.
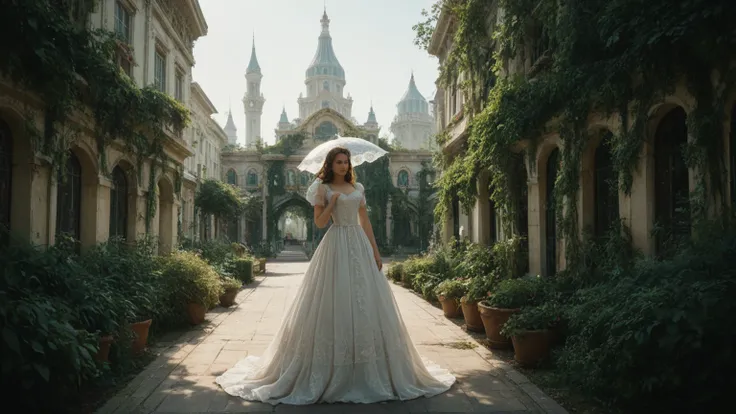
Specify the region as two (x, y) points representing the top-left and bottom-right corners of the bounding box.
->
(223, 109), (238, 145)
(390, 73), (436, 150)
(243, 37), (265, 148)
(297, 9), (353, 120)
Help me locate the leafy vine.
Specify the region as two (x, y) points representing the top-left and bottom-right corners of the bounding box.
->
(420, 0), (736, 268)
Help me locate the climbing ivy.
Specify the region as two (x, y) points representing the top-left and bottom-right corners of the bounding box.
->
(421, 0), (736, 269)
(0, 1), (189, 231)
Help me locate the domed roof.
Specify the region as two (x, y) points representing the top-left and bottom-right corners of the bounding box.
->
(397, 74), (429, 115)
(305, 10), (345, 80)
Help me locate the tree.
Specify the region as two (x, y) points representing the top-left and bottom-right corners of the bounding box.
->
(194, 179), (246, 240)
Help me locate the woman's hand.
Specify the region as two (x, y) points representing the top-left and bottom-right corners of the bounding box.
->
(374, 251), (382, 271)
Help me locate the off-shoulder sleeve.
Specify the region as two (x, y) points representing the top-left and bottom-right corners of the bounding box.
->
(305, 179), (326, 206)
(356, 182), (367, 207)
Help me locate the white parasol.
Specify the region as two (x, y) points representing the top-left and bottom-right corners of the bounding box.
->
(296, 136), (389, 174)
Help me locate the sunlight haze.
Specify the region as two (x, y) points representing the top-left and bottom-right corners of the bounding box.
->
(192, 0), (438, 146)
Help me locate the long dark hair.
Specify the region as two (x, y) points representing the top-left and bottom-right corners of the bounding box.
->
(316, 146), (356, 184)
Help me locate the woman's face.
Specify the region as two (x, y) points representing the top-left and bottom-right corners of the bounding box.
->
(331, 153), (350, 177)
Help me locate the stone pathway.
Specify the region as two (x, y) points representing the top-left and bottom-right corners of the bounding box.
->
(96, 255), (567, 414)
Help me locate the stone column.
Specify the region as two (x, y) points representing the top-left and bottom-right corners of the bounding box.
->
(94, 175), (112, 245)
(472, 170), (491, 244)
(385, 196), (392, 245)
(526, 171), (542, 276)
(261, 185), (268, 241)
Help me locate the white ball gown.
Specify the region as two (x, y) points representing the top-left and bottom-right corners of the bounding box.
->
(215, 180), (456, 405)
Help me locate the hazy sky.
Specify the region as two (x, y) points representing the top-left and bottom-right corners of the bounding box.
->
(192, 0), (438, 146)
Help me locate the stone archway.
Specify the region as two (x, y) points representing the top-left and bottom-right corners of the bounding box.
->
(271, 194), (314, 250)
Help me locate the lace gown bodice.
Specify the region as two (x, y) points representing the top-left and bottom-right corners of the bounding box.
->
(305, 180), (366, 227)
(324, 187), (363, 226)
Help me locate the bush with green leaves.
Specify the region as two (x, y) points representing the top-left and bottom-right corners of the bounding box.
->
(501, 301), (563, 338)
(386, 262), (404, 282)
(463, 271), (500, 303)
(453, 242), (495, 279)
(434, 278), (468, 299)
(555, 224), (736, 412)
(159, 251), (224, 312)
(483, 276), (552, 309)
(220, 276), (242, 291)
(228, 256), (254, 284)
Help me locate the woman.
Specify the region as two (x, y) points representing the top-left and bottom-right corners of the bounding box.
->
(216, 147), (456, 405)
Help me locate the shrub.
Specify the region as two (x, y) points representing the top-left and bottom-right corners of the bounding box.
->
(220, 276), (242, 291)
(159, 251), (223, 312)
(386, 262), (404, 282)
(434, 278), (468, 299)
(453, 243), (495, 279)
(483, 276), (551, 309)
(501, 301), (563, 338)
(556, 227), (736, 412)
(228, 256), (254, 284)
(463, 271), (500, 302)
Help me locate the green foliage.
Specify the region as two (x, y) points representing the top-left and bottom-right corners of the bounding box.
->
(556, 222), (736, 411)
(0, 1), (189, 181)
(195, 179), (246, 221)
(228, 257), (254, 284)
(159, 251), (223, 309)
(386, 262), (404, 282)
(463, 273), (498, 303)
(0, 230), (224, 411)
(452, 242), (495, 279)
(434, 278), (467, 299)
(431, 0), (736, 271)
(220, 276), (242, 291)
(501, 301), (563, 337)
(483, 276), (551, 309)
(262, 133), (306, 156)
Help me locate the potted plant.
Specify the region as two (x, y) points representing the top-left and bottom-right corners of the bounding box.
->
(219, 276), (242, 307)
(478, 276), (549, 348)
(159, 251), (224, 326)
(434, 279), (467, 318)
(461, 274), (497, 332)
(500, 301), (562, 367)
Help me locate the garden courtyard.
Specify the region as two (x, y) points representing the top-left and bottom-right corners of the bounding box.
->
(95, 249), (566, 414)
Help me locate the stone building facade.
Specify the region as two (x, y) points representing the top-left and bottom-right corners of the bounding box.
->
(429, 5), (736, 276)
(0, 0), (208, 254)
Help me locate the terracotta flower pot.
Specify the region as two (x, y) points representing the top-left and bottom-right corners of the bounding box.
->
(511, 329), (553, 367)
(219, 288), (239, 308)
(460, 297), (484, 332)
(478, 302), (520, 348)
(129, 319), (152, 354)
(438, 295), (463, 318)
(95, 335), (114, 363)
(187, 303), (206, 325)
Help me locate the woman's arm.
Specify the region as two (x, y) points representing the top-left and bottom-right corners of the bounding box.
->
(358, 205), (382, 270)
(314, 192), (340, 228)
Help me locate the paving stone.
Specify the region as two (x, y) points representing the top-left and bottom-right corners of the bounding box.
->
(96, 256), (565, 414)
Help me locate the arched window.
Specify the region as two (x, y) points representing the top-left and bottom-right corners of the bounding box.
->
(545, 148), (559, 276)
(0, 120), (12, 230)
(226, 169), (238, 185)
(300, 172), (309, 187)
(109, 166), (128, 240)
(56, 152), (82, 241)
(315, 121), (338, 140)
(286, 170), (296, 186)
(654, 107), (690, 256)
(247, 170), (258, 186)
(593, 139), (620, 238)
(397, 170), (409, 187)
